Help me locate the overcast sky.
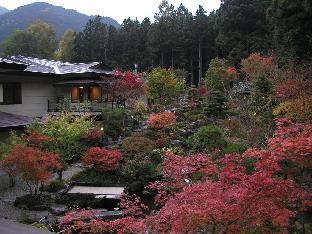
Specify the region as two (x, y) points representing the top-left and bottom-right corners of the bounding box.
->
(0, 0), (221, 23)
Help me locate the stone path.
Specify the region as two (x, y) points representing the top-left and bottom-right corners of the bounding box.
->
(0, 218), (54, 234)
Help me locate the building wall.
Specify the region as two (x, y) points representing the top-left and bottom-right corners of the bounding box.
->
(0, 75), (55, 117)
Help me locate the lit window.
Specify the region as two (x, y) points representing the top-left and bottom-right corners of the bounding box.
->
(71, 87), (84, 103)
(89, 86), (102, 102)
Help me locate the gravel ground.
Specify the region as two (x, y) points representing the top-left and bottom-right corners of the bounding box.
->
(0, 163), (84, 221)
(0, 175), (48, 221)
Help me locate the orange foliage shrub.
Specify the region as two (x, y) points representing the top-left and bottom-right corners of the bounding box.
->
(147, 112), (176, 130)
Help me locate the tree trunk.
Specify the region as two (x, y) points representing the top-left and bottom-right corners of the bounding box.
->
(171, 49), (174, 69)
(8, 175), (15, 188)
(161, 51), (164, 68)
(26, 182), (33, 196)
(40, 182), (44, 196)
(198, 42), (202, 83)
(190, 55), (194, 86)
(58, 170), (63, 181)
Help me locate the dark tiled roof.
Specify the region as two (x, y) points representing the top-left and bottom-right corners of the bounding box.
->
(0, 55), (114, 75)
(0, 112), (32, 128)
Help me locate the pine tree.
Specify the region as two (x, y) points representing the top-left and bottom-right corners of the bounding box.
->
(202, 90), (228, 117)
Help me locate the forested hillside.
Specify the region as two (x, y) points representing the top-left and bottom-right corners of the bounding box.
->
(1, 0), (312, 84)
(0, 2), (120, 42)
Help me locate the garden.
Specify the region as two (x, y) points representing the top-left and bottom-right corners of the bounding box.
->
(0, 53), (311, 233)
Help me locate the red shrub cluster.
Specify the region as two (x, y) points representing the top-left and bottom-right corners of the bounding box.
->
(147, 111), (176, 130)
(276, 78), (311, 101)
(26, 131), (53, 146)
(59, 209), (146, 234)
(81, 147), (122, 172)
(81, 128), (103, 143)
(269, 118), (312, 170)
(226, 66), (239, 79)
(119, 193), (148, 218)
(197, 85), (207, 97)
(241, 53), (276, 80)
(109, 218), (146, 234)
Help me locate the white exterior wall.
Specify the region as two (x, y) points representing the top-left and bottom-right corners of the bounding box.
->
(0, 75), (55, 117)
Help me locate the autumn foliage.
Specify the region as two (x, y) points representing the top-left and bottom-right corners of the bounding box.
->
(111, 70), (144, 100)
(146, 119), (311, 233)
(26, 131), (54, 146)
(147, 111), (176, 130)
(241, 53), (276, 80)
(119, 193), (148, 218)
(269, 118), (312, 174)
(81, 147), (122, 172)
(274, 74), (312, 122)
(197, 85), (207, 97)
(226, 66), (239, 79)
(81, 128), (103, 144)
(0, 145), (61, 195)
(59, 209), (146, 234)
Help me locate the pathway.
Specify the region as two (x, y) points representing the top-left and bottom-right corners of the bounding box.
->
(0, 218), (54, 234)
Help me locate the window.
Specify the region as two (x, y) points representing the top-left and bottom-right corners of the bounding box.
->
(89, 86), (102, 102)
(71, 87), (84, 103)
(0, 83), (22, 105)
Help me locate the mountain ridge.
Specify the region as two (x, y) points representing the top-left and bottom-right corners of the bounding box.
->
(0, 6), (9, 15)
(0, 2), (120, 42)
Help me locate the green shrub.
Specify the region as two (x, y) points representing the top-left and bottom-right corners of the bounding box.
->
(187, 125), (227, 153)
(184, 111), (207, 122)
(45, 180), (66, 193)
(102, 108), (136, 140)
(122, 135), (156, 157)
(131, 100), (148, 120)
(56, 193), (119, 210)
(14, 194), (52, 211)
(71, 168), (125, 186)
(0, 131), (25, 160)
(120, 159), (159, 183)
(27, 114), (93, 162)
(201, 90), (228, 117)
(146, 68), (180, 105)
(244, 158), (258, 175)
(32, 223), (49, 231)
(222, 143), (248, 155)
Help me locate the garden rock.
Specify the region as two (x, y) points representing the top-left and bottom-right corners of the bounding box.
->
(171, 140), (183, 147)
(50, 205), (68, 216)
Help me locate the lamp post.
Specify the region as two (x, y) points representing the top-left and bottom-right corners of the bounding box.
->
(100, 127), (105, 147)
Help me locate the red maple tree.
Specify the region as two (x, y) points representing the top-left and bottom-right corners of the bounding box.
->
(106, 70), (144, 101)
(0, 145), (61, 195)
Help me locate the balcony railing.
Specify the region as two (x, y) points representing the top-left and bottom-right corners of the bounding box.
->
(48, 98), (125, 113)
